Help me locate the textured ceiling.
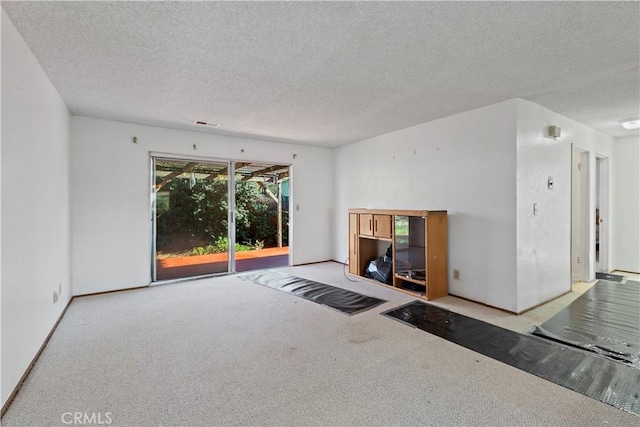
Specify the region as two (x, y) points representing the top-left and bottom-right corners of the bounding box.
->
(2, 1), (639, 147)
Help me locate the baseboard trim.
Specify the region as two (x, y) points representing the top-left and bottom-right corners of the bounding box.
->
(448, 289), (575, 316)
(75, 285), (147, 298)
(516, 290), (572, 315)
(1, 296), (74, 417)
(291, 259), (335, 267)
(447, 293), (519, 315)
(613, 269), (640, 275)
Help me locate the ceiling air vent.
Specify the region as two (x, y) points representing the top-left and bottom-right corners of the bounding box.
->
(193, 121), (220, 128)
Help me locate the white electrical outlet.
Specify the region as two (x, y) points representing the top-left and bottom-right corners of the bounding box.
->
(453, 269), (460, 280)
(53, 291), (59, 304)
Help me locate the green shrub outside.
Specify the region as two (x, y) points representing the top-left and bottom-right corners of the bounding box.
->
(156, 176), (288, 257)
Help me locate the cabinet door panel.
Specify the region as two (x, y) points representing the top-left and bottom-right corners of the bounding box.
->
(425, 213), (448, 299)
(348, 214), (359, 274)
(373, 214), (392, 238)
(359, 214), (373, 236)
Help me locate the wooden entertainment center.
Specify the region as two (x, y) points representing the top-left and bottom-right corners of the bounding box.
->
(348, 209), (448, 300)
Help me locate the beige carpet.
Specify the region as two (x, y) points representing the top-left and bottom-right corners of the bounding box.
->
(3, 262), (638, 426)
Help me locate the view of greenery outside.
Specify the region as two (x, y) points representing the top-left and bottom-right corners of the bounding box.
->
(156, 176), (289, 258)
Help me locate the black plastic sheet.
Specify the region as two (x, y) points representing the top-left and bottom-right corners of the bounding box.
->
(533, 280), (640, 367)
(364, 257), (393, 285)
(364, 245), (393, 285)
(595, 272), (625, 282)
(239, 271), (386, 315)
(383, 301), (640, 416)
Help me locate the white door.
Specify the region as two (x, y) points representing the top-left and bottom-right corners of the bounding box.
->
(571, 148), (589, 281)
(595, 155), (610, 272)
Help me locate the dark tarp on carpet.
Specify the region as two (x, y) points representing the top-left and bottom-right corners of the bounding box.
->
(239, 271), (386, 315)
(533, 280), (640, 367)
(382, 300), (640, 416)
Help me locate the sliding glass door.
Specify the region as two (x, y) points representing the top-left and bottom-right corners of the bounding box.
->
(153, 157), (230, 281)
(234, 163), (290, 272)
(152, 157), (291, 282)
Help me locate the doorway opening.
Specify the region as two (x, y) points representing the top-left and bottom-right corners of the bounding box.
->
(151, 156), (290, 282)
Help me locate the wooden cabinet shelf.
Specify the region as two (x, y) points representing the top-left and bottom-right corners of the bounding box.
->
(358, 234), (393, 242)
(348, 209), (448, 301)
(394, 273), (426, 286)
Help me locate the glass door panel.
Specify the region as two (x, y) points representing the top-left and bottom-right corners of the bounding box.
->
(394, 215), (426, 280)
(234, 163), (290, 272)
(153, 157), (230, 281)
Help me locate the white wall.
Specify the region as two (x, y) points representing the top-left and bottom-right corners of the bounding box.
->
(515, 100), (572, 312)
(514, 99), (618, 311)
(1, 10), (71, 407)
(71, 117), (333, 295)
(0, 14), (3, 411)
(612, 135), (640, 273)
(334, 100), (519, 311)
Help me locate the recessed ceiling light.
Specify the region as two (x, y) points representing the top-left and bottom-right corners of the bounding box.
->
(619, 118), (640, 130)
(194, 121), (220, 128)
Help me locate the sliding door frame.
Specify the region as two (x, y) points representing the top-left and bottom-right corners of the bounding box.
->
(150, 152), (234, 284)
(228, 160), (236, 274)
(149, 152), (292, 284)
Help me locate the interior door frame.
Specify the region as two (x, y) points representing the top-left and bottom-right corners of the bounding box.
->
(595, 154), (610, 273)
